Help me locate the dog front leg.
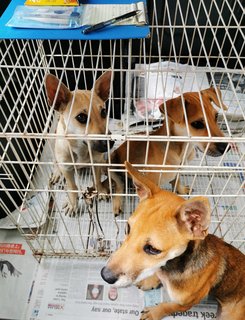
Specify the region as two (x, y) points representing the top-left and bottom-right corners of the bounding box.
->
(140, 280), (211, 320)
(109, 171), (124, 216)
(94, 166), (109, 200)
(61, 168), (78, 216)
(140, 301), (193, 320)
(49, 163), (62, 185)
(171, 177), (190, 195)
(136, 274), (162, 291)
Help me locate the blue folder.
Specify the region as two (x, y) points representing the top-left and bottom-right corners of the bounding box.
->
(0, 0), (150, 40)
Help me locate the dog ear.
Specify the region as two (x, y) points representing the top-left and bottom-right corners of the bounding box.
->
(201, 87), (228, 110)
(125, 161), (161, 201)
(45, 74), (71, 112)
(94, 70), (112, 102)
(159, 96), (184, 124)
(175, 197), (211, 239)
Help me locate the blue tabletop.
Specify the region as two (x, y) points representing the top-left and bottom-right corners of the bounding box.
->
(0, 0), (150, 40)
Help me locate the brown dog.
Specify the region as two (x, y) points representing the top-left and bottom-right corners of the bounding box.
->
(101, 162), (245, 320)
(110, 87), (229, 215)
(45, 71), (114, 215)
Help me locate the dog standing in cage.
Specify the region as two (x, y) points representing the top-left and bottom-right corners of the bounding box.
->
(101, 162), (245, 320)
(45, 70), (114, 216)
(110, 87), (230, 215)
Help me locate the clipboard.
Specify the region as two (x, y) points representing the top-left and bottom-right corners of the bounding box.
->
(0, 0), (150, 40)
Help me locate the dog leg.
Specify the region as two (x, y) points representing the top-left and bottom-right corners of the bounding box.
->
(170, 147), (195, 194)
(136, 274), (162, 291)
(61, 168), (78, 216)
(140, 301), (193, 320)
(94, 166), (109, 200)
(140, 272), (212, 320)
(171, 177), (190, 195)
(49, 164), (62, 185)
(110, 171), (124, 216)
(217, 299), (245, 320)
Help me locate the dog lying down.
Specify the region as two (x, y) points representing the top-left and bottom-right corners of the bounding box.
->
(110, 87), (230, 216)
(101, 162), (245, 320)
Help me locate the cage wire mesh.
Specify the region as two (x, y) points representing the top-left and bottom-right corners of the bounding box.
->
(0, 0), (245, 259)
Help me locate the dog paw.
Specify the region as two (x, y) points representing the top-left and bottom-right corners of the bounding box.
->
(136, 275), (161, 291)
(98, 192), (109, 201)
(114, 207), (123, 217)
(177, 184), (190, 195)
(140, 307), (159, 320)
(49, 167), (62, 185)
(62, 201), (77, 217)
(96, 185), (110, 201)
(113, 199), (123, 216)
(49, 173), (60, 185)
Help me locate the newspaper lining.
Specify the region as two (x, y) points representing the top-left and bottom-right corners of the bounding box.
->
(24, 258), (218, 320)
(1, 62), (244, 319)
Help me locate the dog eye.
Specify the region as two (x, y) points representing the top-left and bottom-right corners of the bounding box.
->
(191, 120), (205, 129)
(76, 113), (88, 124)
(143, 244), (161, 255)
(125, 223), (130, 235)
(215, 113), (218, 122)
(101, 108), (107, 119)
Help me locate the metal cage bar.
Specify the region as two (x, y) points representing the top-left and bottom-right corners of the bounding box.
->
(0, 0), (244, 258)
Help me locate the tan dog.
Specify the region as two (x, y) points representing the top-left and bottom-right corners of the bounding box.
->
(101, 162), (245, 320)
(45, 71), (114, 215)
(110, 87), (229, 215)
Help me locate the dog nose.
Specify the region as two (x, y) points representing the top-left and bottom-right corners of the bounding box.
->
(93, 139), (114, 153)
(109, 139), (115, 149)
(101, 266), (118, 284)
(108, 130), (115, 149)
(215, 142), (230, 154)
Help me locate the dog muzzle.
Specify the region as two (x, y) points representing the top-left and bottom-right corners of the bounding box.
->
(93, 139), (115, 153)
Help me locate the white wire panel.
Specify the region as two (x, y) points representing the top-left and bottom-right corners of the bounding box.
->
(0, 0), (245, 258)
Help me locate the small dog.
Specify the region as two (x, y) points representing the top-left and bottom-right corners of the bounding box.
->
(101, 162), (245, 320)
(110, 87), (230, 215)
(45, 70), (114, 215)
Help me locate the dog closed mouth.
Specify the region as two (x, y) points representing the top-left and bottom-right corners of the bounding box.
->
(101, 161), (245, 320)
(109, 87), (230, 216)
(45, 70), (114, 216)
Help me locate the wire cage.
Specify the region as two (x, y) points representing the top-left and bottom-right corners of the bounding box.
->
(0, 0), (244, 260)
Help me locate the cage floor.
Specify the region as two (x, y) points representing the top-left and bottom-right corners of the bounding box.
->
(19, 139), (244, 258)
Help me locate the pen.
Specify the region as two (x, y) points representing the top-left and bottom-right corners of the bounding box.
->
(82, 10), (141, 34)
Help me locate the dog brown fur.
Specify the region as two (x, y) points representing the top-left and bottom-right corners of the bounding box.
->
(101, 162), (245, 320)
(45, 71), (113, 215)
(110, 87), (229, 215)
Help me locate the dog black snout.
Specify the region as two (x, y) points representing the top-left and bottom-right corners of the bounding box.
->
(215, 142), (230, 155)
(109, 139), (115, 149)
(101, 266), (118, 284)
(94, 139), (115, 153)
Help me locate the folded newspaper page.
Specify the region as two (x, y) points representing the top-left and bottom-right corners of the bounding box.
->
(0, 229), (38, 320)
(24, 258), (218, 320)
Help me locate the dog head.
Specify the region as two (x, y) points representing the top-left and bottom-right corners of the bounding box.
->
(101, 161), (211, 287)
(45, 70), (114, 153)
(159, 87), (229, 156)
